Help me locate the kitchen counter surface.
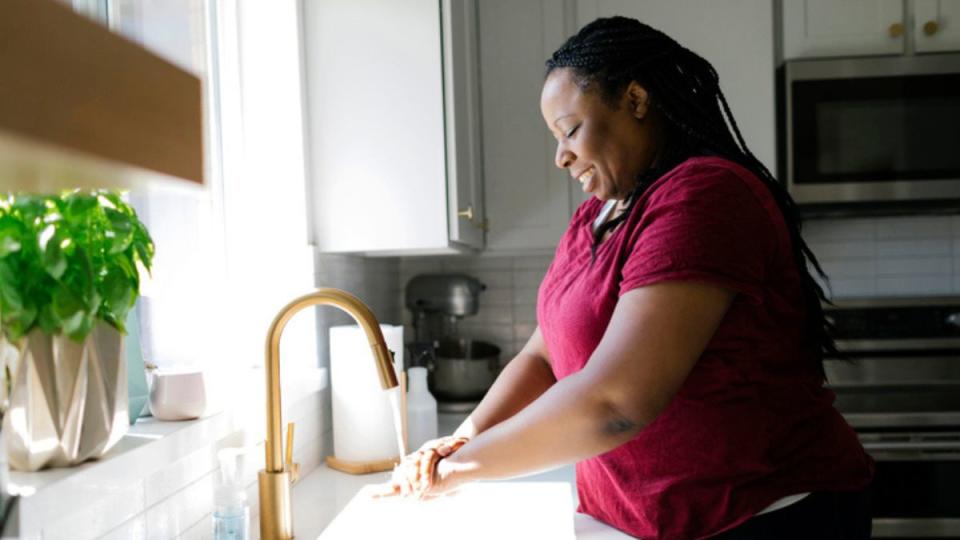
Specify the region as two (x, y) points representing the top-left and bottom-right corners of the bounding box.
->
(291, 413), (633, 539)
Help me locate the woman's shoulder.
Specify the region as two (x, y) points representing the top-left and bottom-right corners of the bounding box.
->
(646, 156), (779, 218)
(658, 156), (762, 191)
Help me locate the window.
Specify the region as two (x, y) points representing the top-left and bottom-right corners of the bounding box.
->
(78, 0), (320, 412)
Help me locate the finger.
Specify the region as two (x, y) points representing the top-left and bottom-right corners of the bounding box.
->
(371, 482), (401, 499)
(437, 437), (468, 458)
(417, 449), (438, 490)
(422, 453), (443, 496)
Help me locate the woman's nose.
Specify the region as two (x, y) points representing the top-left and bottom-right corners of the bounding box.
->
(555, 144), (574, 169)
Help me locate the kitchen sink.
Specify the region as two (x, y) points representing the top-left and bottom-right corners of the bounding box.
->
(318, 482), (575, 539)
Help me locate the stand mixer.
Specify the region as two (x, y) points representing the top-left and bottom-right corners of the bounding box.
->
(405, 274), (502, 409)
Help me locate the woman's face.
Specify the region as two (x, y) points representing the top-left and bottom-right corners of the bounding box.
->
(540, 68), (663, 201)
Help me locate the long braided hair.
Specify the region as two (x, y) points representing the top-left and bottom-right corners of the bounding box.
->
(546, 16), (835, 379)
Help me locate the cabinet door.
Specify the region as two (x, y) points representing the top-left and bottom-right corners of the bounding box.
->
(305, 0), (449, 254)
(783, 0), (905, 59)
(479, 0), (575, 253)
(443, 0), (484, 249)
(914, 0), (960, 53)
(576, 0), (777, 174)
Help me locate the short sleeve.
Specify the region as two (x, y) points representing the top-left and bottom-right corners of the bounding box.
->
(619, 164), (777, 303)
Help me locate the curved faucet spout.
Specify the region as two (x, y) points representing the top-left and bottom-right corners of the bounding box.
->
(260, 287), (399, 540)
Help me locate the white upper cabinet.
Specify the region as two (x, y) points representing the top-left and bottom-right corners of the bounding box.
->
(783, 0), (960, 59)
(783, 0), (905, 59)
(479, 0), (577, 253)
(304, 0), (483, 255)
(914, 0), (960, 53)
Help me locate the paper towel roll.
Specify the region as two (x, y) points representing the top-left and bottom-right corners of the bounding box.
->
(330, 324), (404, 462)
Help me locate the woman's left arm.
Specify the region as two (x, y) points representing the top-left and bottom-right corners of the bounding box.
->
(430, 280), (735, 492)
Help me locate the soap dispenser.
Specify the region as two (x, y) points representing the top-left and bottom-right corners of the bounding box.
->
(213, 448), (250, 540)
(406, 366), (438, 450)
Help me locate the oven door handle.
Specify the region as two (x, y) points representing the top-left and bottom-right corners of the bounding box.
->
(863, 440), (960, 452)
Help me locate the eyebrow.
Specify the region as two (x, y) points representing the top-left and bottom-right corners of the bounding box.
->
(552, 114), (575, 127)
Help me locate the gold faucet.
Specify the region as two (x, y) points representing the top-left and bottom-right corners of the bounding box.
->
(259, 288), (400, 540)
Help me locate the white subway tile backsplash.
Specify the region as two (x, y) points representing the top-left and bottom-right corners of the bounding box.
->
(809, 240), (875, 259)
(99, 516), (147, 540)
(472, 305), (517, 325)
(43, 480), (146, 540)
(951, 274), (960, 294)
(820, 277), (876, 299)
(145, 444), (217, 507)
(804, 219), (874, 241)
(469, 269), (513, 288)
(875, 216), (951, 239)
(511, 255), (553, 271)
(512, 303), (538, 325)
(513, 269), (546, 289)
(820, 259), (876, 278)
(177, 516), (212, 540)
(479, 288), (514, 307)
(877, 239), (951, 258)
(877, 257), (953, 276)
(513, 323), (538, 343)
(511, 288), (539, 305)
(875, 275), (953, 296)
(442, 254), (513, 271)
(145, 474), (215, 540)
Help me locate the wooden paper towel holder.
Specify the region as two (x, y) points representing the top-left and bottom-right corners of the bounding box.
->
(326, 372), (409, 475)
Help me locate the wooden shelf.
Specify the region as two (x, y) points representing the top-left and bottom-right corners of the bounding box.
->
(0, 0), (204, 192)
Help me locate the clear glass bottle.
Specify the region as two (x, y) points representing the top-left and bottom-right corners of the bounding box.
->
(213, 448), (250, 540)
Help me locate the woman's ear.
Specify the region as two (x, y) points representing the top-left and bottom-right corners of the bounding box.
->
(626, 82), (650, 120)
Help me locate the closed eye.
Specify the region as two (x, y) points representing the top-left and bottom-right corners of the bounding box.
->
(565, 125), (580, 138)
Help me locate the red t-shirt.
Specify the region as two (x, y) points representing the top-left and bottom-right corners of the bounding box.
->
(536, 156), (873, 539)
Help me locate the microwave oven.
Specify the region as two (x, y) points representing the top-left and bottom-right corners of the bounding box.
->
(783, 54), (960, 208)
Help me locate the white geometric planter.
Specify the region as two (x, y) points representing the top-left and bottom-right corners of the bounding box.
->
(3, 322), (128, 471)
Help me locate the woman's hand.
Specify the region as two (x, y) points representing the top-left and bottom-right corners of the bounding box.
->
(377, 436), (470, 498)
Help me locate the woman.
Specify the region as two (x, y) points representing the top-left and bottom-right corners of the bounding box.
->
(384, 16), (874, 539)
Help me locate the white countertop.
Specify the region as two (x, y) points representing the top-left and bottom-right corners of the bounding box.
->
(289, 413), (633, 539)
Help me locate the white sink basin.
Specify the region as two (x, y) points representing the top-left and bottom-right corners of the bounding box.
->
(318, 482), (576, 539)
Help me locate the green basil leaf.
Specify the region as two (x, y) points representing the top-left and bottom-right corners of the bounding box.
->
(43, 234), (67, 279)
(101, 266), (133, 315)
(105, 208), (134, 254)
(64, 193), (97, 221)
(0, 259), (24, 311)
(37, 304), (61, 334)
(0, 218), (22, 257)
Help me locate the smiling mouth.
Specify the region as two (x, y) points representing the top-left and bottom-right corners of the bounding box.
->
(577, 168), (596, 193)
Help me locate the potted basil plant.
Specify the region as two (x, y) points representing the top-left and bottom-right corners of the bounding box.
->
(0, 191), (153, 471)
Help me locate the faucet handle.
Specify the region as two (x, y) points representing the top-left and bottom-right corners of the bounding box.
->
(285, 422), (300, 484)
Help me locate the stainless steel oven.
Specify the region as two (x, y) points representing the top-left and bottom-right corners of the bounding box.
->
(825, 297), (960, 538)
(784, 54), (960, 206)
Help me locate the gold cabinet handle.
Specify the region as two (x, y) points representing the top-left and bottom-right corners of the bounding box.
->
(889, 22), (904, 38)
(457, 206), (474, 221)
(924, 20), (940, 36)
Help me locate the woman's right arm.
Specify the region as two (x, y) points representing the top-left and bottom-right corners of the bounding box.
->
(452, 326), (556, 439)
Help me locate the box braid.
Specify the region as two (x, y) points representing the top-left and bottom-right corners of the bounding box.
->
(546, 16), (835, 380)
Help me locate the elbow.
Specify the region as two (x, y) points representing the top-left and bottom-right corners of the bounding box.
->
(594, 397), (650, 442)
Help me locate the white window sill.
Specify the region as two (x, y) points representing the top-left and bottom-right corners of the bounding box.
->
(6, 366), (327, 539)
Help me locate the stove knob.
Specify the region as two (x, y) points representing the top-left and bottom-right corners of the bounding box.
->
(945, 312), (960, 330)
